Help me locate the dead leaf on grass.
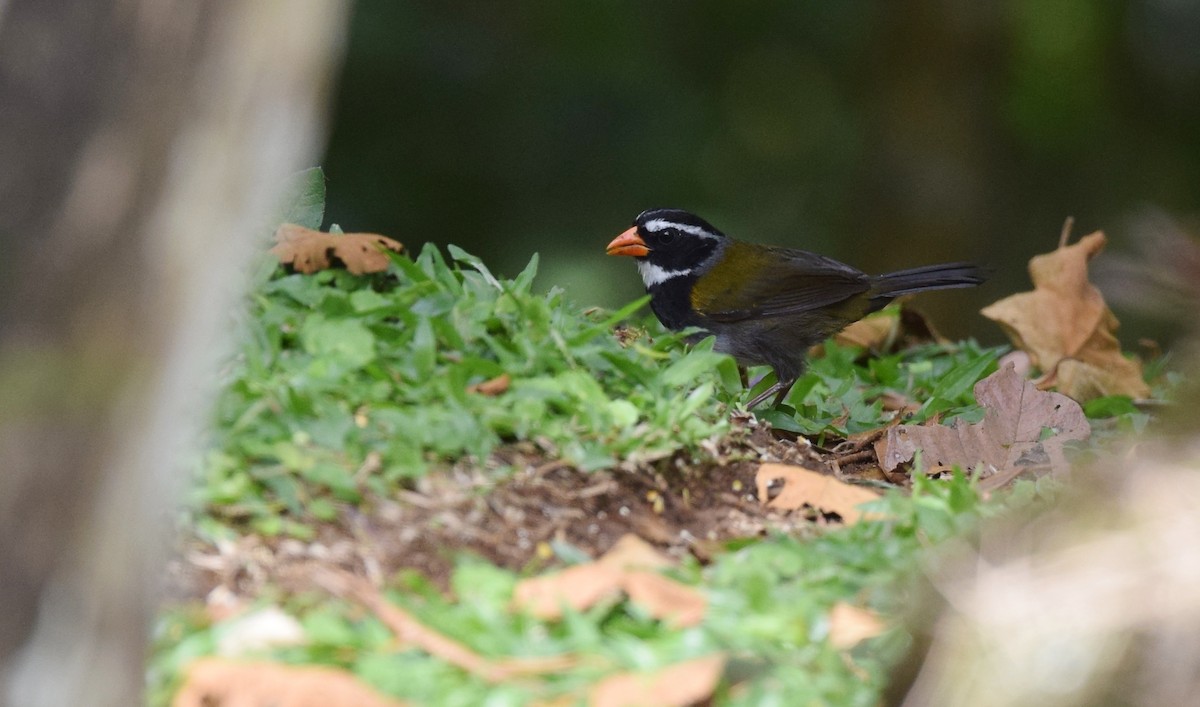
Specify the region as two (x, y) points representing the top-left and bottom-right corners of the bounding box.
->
(828, 602), (885, 649)
(876, 363), (1090, 483)
(834, 312), (900, 350)
(600, 532), (675, 571)
(755, 464), (881, 524)
(513, 561), (625, 619)
(270, 223), (404, 274)
(980, 227), (1149, 401)
(589, 653), (727, 707)
(513, 534), (706, 628)
(173, 657), (408, 707)
(467, 373), (511, 396)
(622, 570), (707, 628)
(878, 391), (921, 415)
(824, 306), (946, 355)
(315, 569), (577, 683)
(1052, 357), (1148, 405)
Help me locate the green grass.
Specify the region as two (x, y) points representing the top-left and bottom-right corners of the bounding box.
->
(194, 242), (741, 538)
(756, 337), (1003, 439)
(158, 169), (1158, 705)
(158, 469), (1057, 706)
(193, 241), (1004, 539)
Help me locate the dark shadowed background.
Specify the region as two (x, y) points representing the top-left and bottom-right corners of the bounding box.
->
(320, 1), (1200, 345)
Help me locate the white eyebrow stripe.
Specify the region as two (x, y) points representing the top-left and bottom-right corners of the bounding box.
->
(637, 261), (693, 288)
(641, 219), (718, 239)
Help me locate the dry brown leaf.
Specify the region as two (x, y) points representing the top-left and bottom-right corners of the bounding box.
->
(1051, 355), (1145, 403)
(755, 464), (881, 524)
(825, 304), (952, 354)
(589, 654), (726, 707)
(512, 561), (625, 619)
(822, 307), (946, 357)
(513, 534), (706, 627)
(834, 312), (900, 350)
(877, 363), (1090, 482)
(315, 569), (576, 683)
(827, 602), (885, 649)
(600, 533), (675, 572)
(173, 658), (408, 707)
(878, 390), (920, 415)
(270, 223), (404, 274)
(467, 373), (511, 396)
(622, 570), (707, 628)
(980, 229), (1149, 401)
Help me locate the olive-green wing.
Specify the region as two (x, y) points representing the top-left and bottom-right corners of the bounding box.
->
(693, 243), (871, 323)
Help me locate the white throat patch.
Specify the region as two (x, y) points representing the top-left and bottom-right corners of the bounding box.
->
(637, 260), (693, 288)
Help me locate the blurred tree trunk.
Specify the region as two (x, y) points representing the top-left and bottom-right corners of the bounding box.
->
(0, 1), (350, 704)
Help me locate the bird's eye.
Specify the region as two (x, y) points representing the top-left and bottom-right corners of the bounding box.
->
(658, 230), (677, 244)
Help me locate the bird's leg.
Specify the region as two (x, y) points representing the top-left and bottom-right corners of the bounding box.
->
(738, 365), (749, 390)
(744, 382), (782, 409)
(745, 376), (794, 409)
(770, 378), (795, 407)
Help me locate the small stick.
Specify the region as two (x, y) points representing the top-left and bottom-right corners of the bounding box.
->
(1059, 216), (1075, 248)
(835, 449), (876, 466)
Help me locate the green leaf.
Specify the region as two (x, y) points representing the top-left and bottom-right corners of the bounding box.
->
(302, 462), (359, 501)
(660, 349), (726, 387)
(447, 244), (502, 289)
(567, 295), (650, 347)
(350, 289), (392, 313)
(300, 315), (376, 369)
(511, 253), (540, 293)
(303, 608), (359, 645)
(275, 167), (325, 230)
(714, 356), (744, 396)
(606, 399), (640, 428)
(916, 347), (997, 420)
(409, 318), (436, 379)
(308, 497), (338, 521)
(1083, 395), (1138, 418)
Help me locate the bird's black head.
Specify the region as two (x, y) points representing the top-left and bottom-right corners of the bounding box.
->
(634, 208), (725, 241)
(607, 208), (727, 288)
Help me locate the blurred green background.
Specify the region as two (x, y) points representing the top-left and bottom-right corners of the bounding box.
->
(321, 1), (1200, 345)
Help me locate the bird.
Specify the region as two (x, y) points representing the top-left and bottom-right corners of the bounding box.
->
(606, 208), (988, 409)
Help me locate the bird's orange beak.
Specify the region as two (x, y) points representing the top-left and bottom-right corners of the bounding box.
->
(606, 227), (650, 257)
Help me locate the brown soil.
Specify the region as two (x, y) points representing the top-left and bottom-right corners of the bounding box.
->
(165, 416), (896, 605)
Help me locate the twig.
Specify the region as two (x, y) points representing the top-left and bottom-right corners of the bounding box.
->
(1060, 216), (1075, 248)
(835, 449), (876, 466)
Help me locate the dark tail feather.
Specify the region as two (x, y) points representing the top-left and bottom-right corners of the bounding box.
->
(868, 262), (988, 311)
